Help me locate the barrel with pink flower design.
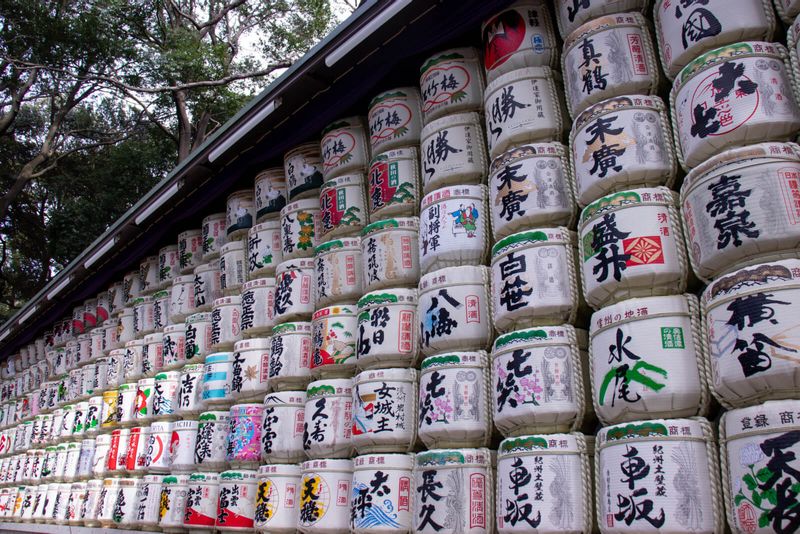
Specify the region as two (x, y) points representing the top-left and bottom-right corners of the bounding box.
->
(226, 403), (264, 468)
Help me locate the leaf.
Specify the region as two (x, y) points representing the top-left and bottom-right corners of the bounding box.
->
(759, 512), (770, 528)
(764, 488), (777, 506)
(752, 490), (762, 508)
(756, 467), (774, 483)
(743, 473), (758, 491)
(792, 483), (800, 494)
(734, 492), (747, 506)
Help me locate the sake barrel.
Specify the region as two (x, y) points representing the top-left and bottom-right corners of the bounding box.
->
(484, 67), (566, 158)
(269, 322), (312, 391)
(254, 463), (302, 533)
(321, 116), (369, 180)
(578, 187), (689, 308)
(195, 411), (231, 470)
(418, 265), (493, 356)
(133, 379), (154, 422)
(112, 476), (140, 527)
(554, 0), (649, 39)
(655, 0), (775, 80)
(420, 112), (488, 194)
(178, 228), (203, 274)
(299, 459), (353, 534)
(419, 184), (489, 274)
(226, 190), (255, 240)
(122, 273), (139, 308)
(368, 87), (423, 154)
(311, 305), (357, 377)
(103, 319), (121, 352)
(491, 228), (582, 332)
(106, 349), (124, 390)
(169, 275), (195, 325)
(177, 363), (204, 416)
(158, 474), (189, 533)
(184, 471), (220, 529)
(254, 167), (288, 222)
(72, 306), (85, 338)
(220, 239), (246, 296)
(152, 371), (180, 419)
(702, 259), (800, 407)
(304, 378), (353, 459)
(352, 368), (418, 454)
(777, 0), (800, 22)
(202, 212), (227, 260)
(492, 326), (588, 436)
(356, 288), (419, 369)
(226, 404), (264, 467)
(169, 419), (198, 472)
(262, 391), (306, 463)
(133, 474), (162, 528)
(247, 220), (283, 279)
(184, 312), (212, 363)
(314, 238), (364, 308)
(142, 332), (162, 378)
(671, 42), (800, 170)
(489, 142), (576, 241)
(96, 477), (120, 527)
(680, 142), (800, 280)
(719, 399), (800, 534)
(159, 245), (181, 290)
(481, 2), (560, 82)
(241, 277), (276, 337)
(368, 148), (421, 219)
(145, 421), (172, 473)
(284, 142), (324, 202)
(132, 296), (155, 337)
(563, 13), (660, 119)
(791, 13), (800, 102)
(194, 261), (222, 312)
(202, 352), (233, 406)
(86, 396), (101, 435)
(319, 174), (367, 240)
(590, 294), (709, 425)
(100, 390), (118, 429)
(418, 352), (492, 449)
(216, 469), (258, 531)
(351, 453), (414, 534)
(361, 218), (420, 291)
(496, 433), (592, 534)
(596, 418), (724, 534)
(231, 338), (269, 402)
(92, 435), (111, 479)
(412, 448), (494, 534)
(210, 295), (242, 351)
(273, 258), (315, 323)
(122, 339), (144, 382)
(162, 323), (186, 371)
(570, 95), (678, 206)
(419, 47), (484, 125)
(116, 382), (138, 427)
(139, 256), (159, 295)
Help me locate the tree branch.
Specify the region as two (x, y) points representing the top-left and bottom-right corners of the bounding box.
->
(0, 67), (38, 136)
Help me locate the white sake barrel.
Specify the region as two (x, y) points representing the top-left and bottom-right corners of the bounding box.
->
(254, 167), (288, 222)
(247, 220), (283, 279)
(184, 312), (212, 362)
(84, 298), (98, 330)
(420, 47), (485, 125)
(96, 477), (120, 527)
(226, 190), (255, 240)
(202, 352), (233, 407)
(124, 270), (143, 306)
(779, 0), (800, 22)
(578, 187), (689, 308)
(554, 0), (649, 39)
(485, 67), (566, 161)
(176, 363), (204, 416)
(202, 212), (227, 260)
(590, 294), (709, 425)
(352, 368), (417, 454)
(158, 474), (189, 532)
(210, 295), (242, 351)
(269, 322), (312, 390)
(280, 198), (320, 262)
(656, 0), (776, 78)
(139, 255), (159, 295)
(220, 239), (246, 295)
(184, 471), (220, 529)
(562, 13), (661, 119)
(105, 350), (124, 390)
(178, 228), (203, 274)
(420, 112), (488, 194)
(72, 306), (86, 338)
(702, 259), (800, 407)
(412, 448), (494, 534)
(420, 185), (489, 274)
(85, 396), (101, 435)
(680, 142), (800, 280)
(254, 463), (301, 533)
(481, 2), (560, 82)
(241, 277), (275, 337)
(720, 399), (800, 534)
(159, 324), (184, 373)
(113, 476), (140, 527)
(231, 338), (270, 402)
(315, 237), (363, 308)
(491, 228), (582, 332)
(132, 297), (155, 337)
(671, 42), (800, 170)
(319, 174), (367, 240)
(216, 469), (258, 531)
(273, 258), (315, 323)
(116, 382), (138, 427)
(133, 474), (161, 528)
(194, 260), (222, 312)
(170, 275), (195, 324)
(304, 378), (353, 459)
(596, 418), (724, 534)
(368, 87), (423, 154)
(489, 142), (576, 241)
(356, 288), (419, 369)
(418, 352), (492, 448)
(195, 411), (231, 470)
(103, 319), (121, 352)
(492, 326), (588, 436)
(122, 339), (144, 382)
(262, 391), (306, 463)
(159, 244), (180, 290)
(361, 218), (420, 291)
(368, 148), (421, 219)
(418, 265), (493, 356)
(351, 453), (414, 534)
(321, 116), (369, 180)
(169, 419), (198, 472)
(96, 292), (110, 325)
(284, 142), (324, 202)
(226, 404), (264, 467)
(311, 305), (357, 377)
(142, 332), (162, 377)
(570, 95), (677, 206)
(145, 421), (172, 473)
(496, 433), (592, 534)
(92, 435), (111, 479)
(133, 379), (154, 422)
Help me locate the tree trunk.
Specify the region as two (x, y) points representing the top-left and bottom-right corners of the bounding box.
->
(173, 89), (193, 162)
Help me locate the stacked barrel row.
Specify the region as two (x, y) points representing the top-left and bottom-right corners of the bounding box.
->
(2, 1), (800, 533)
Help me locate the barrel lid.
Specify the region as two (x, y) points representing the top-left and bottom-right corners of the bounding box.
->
(154, 371), (180, 380)
(314, 237), (361, 255)
(415, 448), (492, 467)
(320, 173), (364, 192)
(198, 411), (230, 421)
(572, 95), (665, 135)
(212, 295), (241, 307)
(163, 323), (186, 333)
(263, 390), (307, 406)
(321, 116), (366, 136)
(161, 474), (189, 484)
(302, 458), (353, 472)
(255, 167), (286, 181)
(149, 420), (173, 432)
(131, 296), (152, 305)
(204, 352), (232, 364)
(281, 197), (318, 214)
(271, 321), (312, 335)
(193, 261), (220, 274)
(118, 382), (137, 391)
(186, 312), (212, 323)
(189, 472), (220, 482)
(173, 274), (195, 284)
(489, 142), (566, 176)
(143, 332), (163, 343)
(421, 351), (488, 371)
(221, 240), (245, 254)
(421, 184), (485, 210)
(180, 363), (204, 373)
(590, 294), (694, 336)
(234, 338), (270, 351)
(284, 141), (321, 160)
(125, 338), (146, 348)
(722, 399), (800, 439)
(597, 418), (707, 447)
(357, 288), (417, 310)
(579, 187), (675, 228)
(226, 189), (253, 202)
(178, 228), (202, 238)
(369, 146), (419, 166)
(202, 212), (226, 223)
(242, 277), (275, 290)
(485, 66), (557, 95)
(307, 378), (353, 399)
(564, 12), (648, 51)
(498, 434), (581, 456)
(354, 367), (417, 385)
(420, 47), (480, 75)
(354, 453), (414, 470)
(220, 469), (258, 480)
(493, 325), (576, 354)
(312, 305), (356, 321)
(369, 87), (420, 110)
(173, 419), (198, 429)
(419, 264), (489, 290)
(362, 216), (419, 236)
(275, 258), (315, 273)
(258, 463), (302, 476)
(702, 259), (800, 307)
(420, 111), (483, 139)
(491, 228), (570, 258)
(250, 219), (281, 232)
(136, 377), (155, 385)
